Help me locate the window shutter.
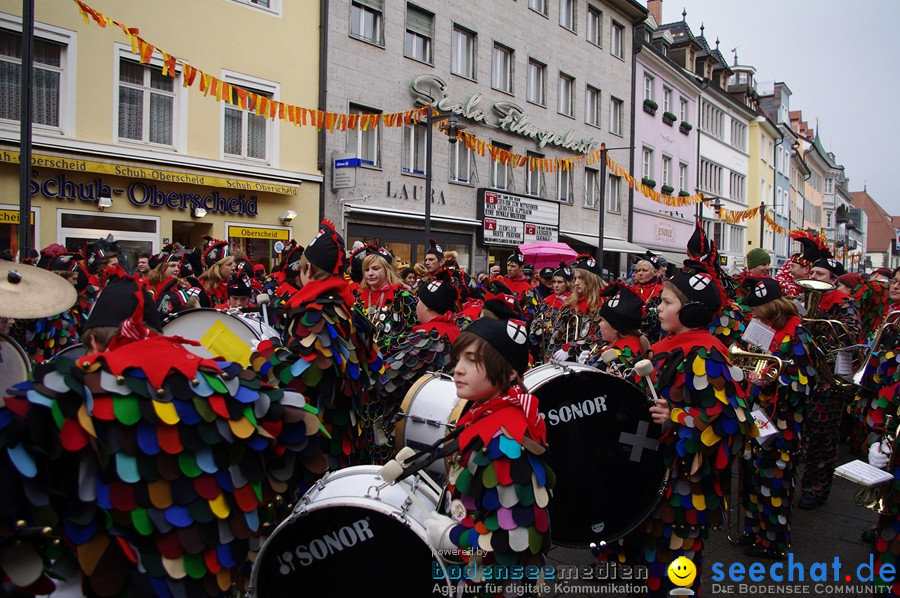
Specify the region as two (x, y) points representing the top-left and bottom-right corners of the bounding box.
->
(406, 6), (432, 37)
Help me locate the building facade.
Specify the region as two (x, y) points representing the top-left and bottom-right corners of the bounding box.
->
(758, 81), (797, 266)
(321, 0), (647, 277)
(0, 1), (321, 268)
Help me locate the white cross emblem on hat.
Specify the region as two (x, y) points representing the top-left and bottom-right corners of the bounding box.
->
(754, 282), (767, 298)
(506, 320), (527, 344)
(427, 280), (441, 293)
(689, 273), (711, 290)
(607, 294), (620, 308)
(587, 259), (596, 268)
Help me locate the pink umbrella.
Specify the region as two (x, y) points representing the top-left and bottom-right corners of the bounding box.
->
(518, 241), (578, 270)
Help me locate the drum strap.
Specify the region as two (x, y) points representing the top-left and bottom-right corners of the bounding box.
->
(393, 428), (464, 485)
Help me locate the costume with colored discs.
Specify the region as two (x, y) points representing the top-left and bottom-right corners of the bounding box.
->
(644, 329), (752, 596)
(0, 333), (326, 597)
(740, 316), (816, 557)
(445, 387), (555, 580)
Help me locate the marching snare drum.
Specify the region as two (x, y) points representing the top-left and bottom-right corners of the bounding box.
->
(525, 362), (667, 547)
(161, 308), (279, 364)
(0, 334), (29, 393)
(394, 373), (468, 479)
(250, 465), (451, 598)
(49, 343), (87, 362)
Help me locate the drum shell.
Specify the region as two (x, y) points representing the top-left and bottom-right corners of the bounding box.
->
(395, 373), (468, 479)
(250, 465), (450, 598)
(161, 307), (279, 362)
(0, 334), (29, 393)
(526, 363), (666, 547)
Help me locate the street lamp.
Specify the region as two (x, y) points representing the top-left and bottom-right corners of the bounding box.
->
(424, 109), (464, 248)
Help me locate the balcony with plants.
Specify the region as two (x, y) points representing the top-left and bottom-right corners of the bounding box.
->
(643, 99), (658, 116)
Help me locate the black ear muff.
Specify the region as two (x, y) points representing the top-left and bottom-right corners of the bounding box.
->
(678, 300), (713, 329)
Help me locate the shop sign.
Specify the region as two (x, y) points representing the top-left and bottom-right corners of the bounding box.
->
(1, 148), (298, 195)
(227, 226), (289, 241)
(332, 152), (357, 190)
(476, 188), (559, 246)
(411, 75), (596, 153)
(0, 209), (34, 225)
(29, 172), (259, 216)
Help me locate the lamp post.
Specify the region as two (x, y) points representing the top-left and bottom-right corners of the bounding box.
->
(18, 0), (34, 260)
(423, 108), (464, 249)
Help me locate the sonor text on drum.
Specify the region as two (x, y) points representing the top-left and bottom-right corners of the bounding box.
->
(544, 395), (608, 425)
(277, 518), (374, 571)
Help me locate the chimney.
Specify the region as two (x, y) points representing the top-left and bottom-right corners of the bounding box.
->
(648, 0), (662, 23)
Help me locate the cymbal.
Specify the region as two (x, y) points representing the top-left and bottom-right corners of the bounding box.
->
(0, 264), (78, 319)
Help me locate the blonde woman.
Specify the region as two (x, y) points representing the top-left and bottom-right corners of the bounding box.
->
(549, 255), (606, 361)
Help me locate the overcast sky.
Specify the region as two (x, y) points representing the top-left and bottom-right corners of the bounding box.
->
(655, 0), (900, 214)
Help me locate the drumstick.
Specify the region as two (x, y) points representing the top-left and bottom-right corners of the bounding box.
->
(600, 349), (619, 364)
(256, 293), (270, 328)
(633, 359), (662, 407)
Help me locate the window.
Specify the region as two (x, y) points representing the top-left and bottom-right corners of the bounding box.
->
(729, 171), (746, 203)
(661, 156), (671, 187)
(402, 123), (427, 175)
(350, 0), (383, 45)
(641, 148), (653, 180)
(700, 159), (722, 196)
(560, 0), (575, 31)
(492, 44), (513, 93)
(610, 97), (623, 135)
(529, 0), (548, 16)
(679, 162), (688, 193)
(587, 6), (602, 46)
(348, 104), (380, 167)
(558, 73), (574, 117)
(585, 167), (600, 208)
(825, 177), (834, 194)
(405, 4), (433, 63)
(491, 141), (514, 190)
(607, 174), (622, 213)
(700, 100), (724, 139)
(558, 169), (573, 203)
(611, 21), (624, 58)
(826, 210), (833, 229)
(220, 73), (276, 162)
(1, 29), (64, 129)
(118, 59), (175, 146)
(449, 142), (477, 184)
(728, 224), (745, 254)
(230, 0), (281, 12)
(663, 88), (672, 113)
(527, 59), (545, 106)
(643, 75), (654, 102)
(730, 120), (747, 151)
(526, 151), (546, 197)
(679, 98), (688, 122)
(451, 25), (476, 79)
(585, 85), (601, 127)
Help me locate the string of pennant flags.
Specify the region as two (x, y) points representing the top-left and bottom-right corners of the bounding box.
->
(70, 0), (860, 251)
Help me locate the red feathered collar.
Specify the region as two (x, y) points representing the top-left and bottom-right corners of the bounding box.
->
(651, 328), (727, 357)
(413, 313), (461, 343)
(286, 276), (356, 310)
(607, 335), (643, 355)
(818, 288), (851, 313)
(456, 386), (547, 449)
(83, 335), (220, 389)
(770, 315), (802, 352)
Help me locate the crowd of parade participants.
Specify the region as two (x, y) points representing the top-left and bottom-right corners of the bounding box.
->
(3, 220), (900, 597)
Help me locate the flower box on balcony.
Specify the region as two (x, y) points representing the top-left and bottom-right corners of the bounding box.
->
(661, 184), (675, 195)
(662, 111), (677, 125)
(678, 190), (690, 197)
(643, 99), (658, 116)
(679, 121), (693, 134)
(641, 177), (657, 189)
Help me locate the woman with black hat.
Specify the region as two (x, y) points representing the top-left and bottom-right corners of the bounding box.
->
(736, 276), (816, 559)
(530, 262), (572, 363)
(584, 283), (650, 370)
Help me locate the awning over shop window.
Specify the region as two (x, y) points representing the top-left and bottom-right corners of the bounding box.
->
(559, 231), (648, 254)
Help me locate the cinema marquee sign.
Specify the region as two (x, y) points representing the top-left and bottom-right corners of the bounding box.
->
(411, 75), (596, 153)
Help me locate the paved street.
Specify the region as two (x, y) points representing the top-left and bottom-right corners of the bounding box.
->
(544, 441), (878, 597)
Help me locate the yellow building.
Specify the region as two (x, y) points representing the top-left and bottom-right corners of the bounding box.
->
(747, 113), (778, 254)
(0, 0), (321, 268)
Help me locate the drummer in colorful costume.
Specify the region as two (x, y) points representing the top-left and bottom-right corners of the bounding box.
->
(251, 219), (383, 467)
(584, 283), (650, 371)
(737, 276), (816, 559)
(644, 260), (753, 596)
(425, 317), (554, 596)
(0, 267), (326, 597)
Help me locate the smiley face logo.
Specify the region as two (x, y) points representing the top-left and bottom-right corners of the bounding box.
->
(667, 556), (696, 587)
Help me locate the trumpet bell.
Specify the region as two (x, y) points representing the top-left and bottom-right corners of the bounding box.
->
(794, 278), (836, 293)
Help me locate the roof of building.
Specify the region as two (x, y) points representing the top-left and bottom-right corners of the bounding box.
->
(851, 190), (897, 252)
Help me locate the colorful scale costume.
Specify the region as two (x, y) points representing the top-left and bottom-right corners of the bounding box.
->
(0, 335), (326, 597)
(355, 283), (417, 358)
(740, 317), (816, 556)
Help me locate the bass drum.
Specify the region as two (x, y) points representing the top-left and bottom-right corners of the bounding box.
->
(161, 308), (279, 366)
(0, 334), (29, 393)
(49, 343), (87, 362)
(525, 362), (667, 547)
(394, 373), (468, 479)
(250, 465), (450, 598)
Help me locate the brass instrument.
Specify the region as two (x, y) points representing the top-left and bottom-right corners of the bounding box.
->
(796, 278), (861, 391)
(851, 311), (900, 388)
(728, 344), (788, 385)
(854, 414), (897, 514)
